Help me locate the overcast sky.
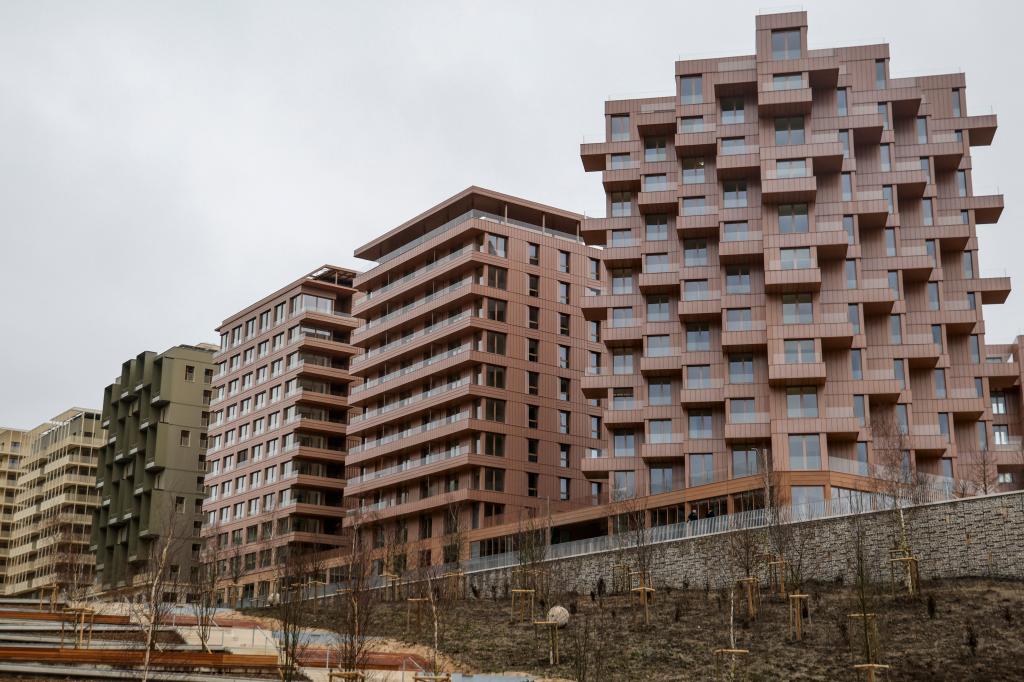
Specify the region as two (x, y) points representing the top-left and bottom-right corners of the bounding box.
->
(0, 0), (1020, 428)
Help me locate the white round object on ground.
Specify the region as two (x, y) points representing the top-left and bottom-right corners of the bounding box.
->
(547, 605), (570, 627)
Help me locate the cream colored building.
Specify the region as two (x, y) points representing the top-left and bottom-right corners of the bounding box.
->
(5, 408), (104, 597)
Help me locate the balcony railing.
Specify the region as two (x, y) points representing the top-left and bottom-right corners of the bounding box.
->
(356, 278), (472, 333)
(350, 378), (471, 424)
(347, 446), (469, 486)
(349, 412), (470, 455)
(357, 244), (476, 304)
(350, 344), (472, 395)
(352, 310), (473, 366)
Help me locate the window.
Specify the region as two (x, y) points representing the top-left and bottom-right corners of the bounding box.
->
(647, 296), (670, 322)
(646, 335), (672, 357)
(485, 364), (506, 388)
(839, 130), (850, 158)
(916, 116), (928, 144)
(721, 97), (744, 124)
(679, 116), (704, 132)
(854, 395), (866, 427)
(688, 410), (713, 439)
(771, 28), (800, 59)
(884, 227), (896, 256)
(558, 282), (569, 304)
(526, 404), (539, 429)
(483, 467), (505, 492)
(725, 267), (750, 294)
(486, 234), (507, 257)
(784, 339), (815, 364)
(875, 59), (886, 89)
(951, 88), (962, 117)
(994, 425), (1010, 446)
(184, 365), (196, 382)
(613, 471), (636, 500)
(934, 369), (947, 398)
(645, 215), (668, 241)
(782, 293), (812, 324)
(786, 387), (818, 418)
(526, 371), (539, 395)
(487, 266), (507, 289)
(879, 143), (890, 170)
(528, 305), (539, 330)
(683, 279), (710, 301)
(682, 196), (706, 216)
(682, 158), (705, 184)
(527, 438), (539, 463)
(612, 348), (634, 374)
(888, 271), (900, 299)
(878, 102), (889, 130)
(723, 221), (750, 241)
(776, 159), (807, 178)
(613, 431), (636, 457)
(772, 73), (802, 90)
(589, 257), (600, 280)
(486, 331), (506, 355)
(836, 88), (848, 116)
(180, 430), (191, 447)
(780, 247), (811, 270)
(610, 114), (629, 141)
(559, 477), (570, 501)
(841, 173), (852, 201)
(645, 253), (671, 273)
(559, 312), (570, 336)
(486, 297), (506, 322)
(889, 314), (902, 344)
(729, 354), (754, 384)
(526, 338), (539, 362)
(851, 349), (862, 380)
(645, 137), (667, 162)
(789, 434), (821, 469)
(683, 239), (707, 266)
(687, 364), (711, 389)
(723, 181), (747, 208)
(484, 432), (505, 457)
(679, 75), (702, 104)
(650, 467), (673, 495)
(963, 252), (975, 278)
(558, 410), (570, 434)
(932, 324), (943, 349)
(922, 198), (934, 226)
(957, 170), (968, 197)
(733, 446), (759, 478)
(610, 269), (633, 295)
(845, 260), (858, 289)
(731, 398), (755, 423)
(648, 378), (672, 406)
(610, 192), (631, 217)
(649, 419), (673, 444)
(927, 282), (940, 311)
(690, 454), (713, 486)
(775, 117), (804, 145)
(484, 399), (506, 422)
(721, 137), (746, 155)
(611, 307), (633, 328)
(725, 308), (752, 331)
(643, 173), (669, 192)
(687, 324), (711, 351)
(992, 391), (1007, 415)
(558, 345), (570, 369)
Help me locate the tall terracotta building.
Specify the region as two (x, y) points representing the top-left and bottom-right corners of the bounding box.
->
(201, 266), (359, 604)
(347, 188), (606, 568)
(575, 9), (1013, 521)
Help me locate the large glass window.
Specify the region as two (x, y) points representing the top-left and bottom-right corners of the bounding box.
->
(610, 114), (630, 142)
(682, 158), (705, 184)
(721, 97), (745, 124)
(687, 324), (711, 351)
(773, 73), (803, 90)
(648, 378), (673, 406)
(771, 29), (801, 59)
(725, 266), (751, 294)
(784, 339), (816, 364)
(644, 137), (667, 162)
(647, 296), (670, 322)
(788, 434), (821, 469)
(775, 117), (805, 145)
(778, 203), (809, 234)
(786, 387), (818, 418)
(782, 293), (813, 324)
(646, 215), (668, 241)
(680, 75), (703, 104)
(732, 446), (759, 478)
(729, 354), (754, 384)
(688, 410), (713, 439)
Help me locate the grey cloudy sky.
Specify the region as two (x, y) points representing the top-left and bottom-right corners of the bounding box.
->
(0, 0), (1020, 428)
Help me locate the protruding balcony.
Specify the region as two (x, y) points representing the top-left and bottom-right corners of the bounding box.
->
(762, 167), (816, 203)
(765, 260), (821, 293)
(674, 121), (717, 154)
(768, 354), (827, 386)
(677, 290), (722, 320)
(719, 230), (764, 263)
(937, 114), (997, 147)
(724, 412), (770, 441)
(716, 143), (760, 179)
(939, 194), (1003, 224)
(679, 379), (725, 406)
(580, 140), (641, 172)
(758, 75), (812, 116)
(721, 320), (767, 350)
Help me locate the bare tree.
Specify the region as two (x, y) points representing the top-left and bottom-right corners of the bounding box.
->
(610, 495), (657, 624)
(846, 494), (882, 667)
(47, 512), (94, 606)
(514, 507), (549, 598)
(189, 546), (219, 653)
(957, 449), (1000, 497)
(725, 492), (764, 580)
(871, 411), (929, 562)
(757, 445), (792, 590)
(273, 547), (316, 682)
(126, 502), (192, 682)
(325, 513), (378, 674)
(567, 609), (610, 682)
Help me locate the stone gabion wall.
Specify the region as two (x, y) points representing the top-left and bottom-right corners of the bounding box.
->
(466, 491), (1024, 599)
